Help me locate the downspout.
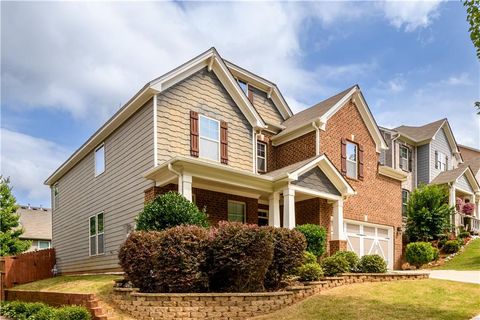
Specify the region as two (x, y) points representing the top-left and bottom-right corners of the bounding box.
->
(252, 128), (257, 173)
(168, 163), (182, 194)
(312, 120), (321, 156)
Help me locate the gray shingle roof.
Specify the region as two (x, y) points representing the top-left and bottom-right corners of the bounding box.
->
(394, 118), (446, 142)
(17, 206), (52, 240)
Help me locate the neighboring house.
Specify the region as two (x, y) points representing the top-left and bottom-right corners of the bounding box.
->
(380, 120), (480, 232)
(17, 205), (52, 252)
(45, 48), (407, 274)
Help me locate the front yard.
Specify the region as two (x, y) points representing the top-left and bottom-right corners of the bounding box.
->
(255, 279), (480, 320)
(434, 238), (480, 270)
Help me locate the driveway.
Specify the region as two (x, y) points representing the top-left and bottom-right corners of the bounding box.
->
(428, 270), (480, 284)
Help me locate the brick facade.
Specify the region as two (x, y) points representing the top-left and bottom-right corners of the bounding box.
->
(270, 132), (316, 171)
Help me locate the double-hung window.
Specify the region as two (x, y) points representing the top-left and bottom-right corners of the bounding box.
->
(436, 151), (448, 171)
(95, 144), (105, 176)
(228, 201), (246, 223)
(402, 189), (410, 217)
(89, 212), (105, 256)
(399, 146), (410, 171)
(346, 142), (358, 179)
(257, 142), (267, 173)
(199, 115), (220, 161)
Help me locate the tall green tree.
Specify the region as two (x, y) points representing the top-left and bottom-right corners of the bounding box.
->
(464, 0), (480, 59)
(406, 184), (454, 242)
(0, 176), (31, 256)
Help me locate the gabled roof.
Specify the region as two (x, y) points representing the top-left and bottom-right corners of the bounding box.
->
(17, 205), (52, 240)
(459, 144), (480, 162)
(272, 85), (388, 152)
(394, 118), (447, 143)
(430, 166), (480, 193)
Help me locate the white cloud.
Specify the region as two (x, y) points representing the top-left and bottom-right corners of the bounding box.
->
(0, 128), (70, 206)
(381, 0), (442, 32)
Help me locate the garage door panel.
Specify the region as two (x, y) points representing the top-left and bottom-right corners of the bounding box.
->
(347, 236), (361, 256)
(364, 238), (374, 255)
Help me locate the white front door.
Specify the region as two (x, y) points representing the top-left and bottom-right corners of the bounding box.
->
(344, 220), (394, 269)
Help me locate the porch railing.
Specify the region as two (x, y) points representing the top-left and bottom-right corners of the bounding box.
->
(454, 212), (480, 233)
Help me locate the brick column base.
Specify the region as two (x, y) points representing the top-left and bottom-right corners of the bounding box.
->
(329, 240), (347, 255)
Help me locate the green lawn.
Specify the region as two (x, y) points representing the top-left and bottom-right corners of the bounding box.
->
(255, 279), (480, 320)
(13, 274), (121, 299)
(435, 238), (480, 270)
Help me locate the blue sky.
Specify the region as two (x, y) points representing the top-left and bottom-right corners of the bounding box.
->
(1, 1), (479, 207)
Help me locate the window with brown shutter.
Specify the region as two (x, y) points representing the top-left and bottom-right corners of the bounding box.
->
(190, 111), (199, 157)
(220, 121), (228, 164)
(341, 138), (347, 175)
(358, 145), (364, 181)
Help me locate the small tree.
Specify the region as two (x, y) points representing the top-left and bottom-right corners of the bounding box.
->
(406, 184), (453, 242)
(136, 191), (209, 231)
(0, 176), (31, 256)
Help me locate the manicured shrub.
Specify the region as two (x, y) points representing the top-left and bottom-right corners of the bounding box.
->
(458, 231), (470, 239)
(54, 305), (91, 320)
(320, 255), (350, 276)
(296, 263), (324, 281)
(153, 225), (209, 293)
(333, 251), (359, 272)
(443, 240), (461, 254)
(303, 251), (318, 264)
(405, 242), (435, 268)
(432, 247), (440, 261)
(295, 224), (327, 257)
(263, 227), (306, 289)
(118, 231), (163, 292)
(208, 222), (274, 292)
(33, 307), (57, 320)
(136, 191), (209, 231)
(358, 255), (387, 273)
(0, 301), (90, 320)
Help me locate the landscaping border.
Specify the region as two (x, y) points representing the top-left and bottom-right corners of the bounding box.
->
(112, 272), (428, 320)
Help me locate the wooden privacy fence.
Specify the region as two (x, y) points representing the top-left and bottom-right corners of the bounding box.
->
(0, 248), (56, 300)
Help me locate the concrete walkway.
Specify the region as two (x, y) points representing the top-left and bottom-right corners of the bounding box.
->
(428, 270), (480, 284)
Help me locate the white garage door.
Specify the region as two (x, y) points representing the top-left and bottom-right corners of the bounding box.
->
(345, 221), (394, 269)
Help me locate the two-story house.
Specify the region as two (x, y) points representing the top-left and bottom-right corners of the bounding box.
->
(45, 48), (407, 274)
(380, 120), (480, 232)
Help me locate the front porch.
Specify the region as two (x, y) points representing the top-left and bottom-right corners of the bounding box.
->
(450, 188), (480, 233)
(143, 156), (355, 254)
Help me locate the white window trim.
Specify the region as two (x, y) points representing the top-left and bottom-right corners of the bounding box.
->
(346, 141), (358, 179)
(257, 141), (267, 173)
(38, 240), (51, 249)
(399, 146), (410, 172)
(94, 143), (106, 177)
(89, 212), (105, 257)
(402, 189), (409, 217)
(227, 200), (246, 223)
(436, 151), (447, 172)
(258, 208), (269, 225)
(199, 115), (221, 162)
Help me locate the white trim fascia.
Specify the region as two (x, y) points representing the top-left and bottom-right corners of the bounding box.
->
(378, 165), (408, 182)
(194, 181), (262, 199)
(290, 185), (342, 201)
(271, 122), (318, 146)
(153, 94), (158, 167)
(455, 186), (474, 196)
(456, 167), (480, 193)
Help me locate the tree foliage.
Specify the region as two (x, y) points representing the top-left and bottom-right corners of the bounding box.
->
(0, 176), (30, 256)
(405, 184), (453, 242)
(464, 0), (480, 59)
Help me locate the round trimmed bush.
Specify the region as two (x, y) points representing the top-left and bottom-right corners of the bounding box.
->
(295, 224), (327, 257)
(118, 231), (163, 292)
(358, 254), (387, 273)
(263, 227), (306, 289)
(208, 222), (274, 292)
(405, 242), (435, 268)
(136, 191), (209, 231)
(333, 251), (359, 272)
(320, 255), (350, 276)
(443, 240), (461, 254)
(303, 251), (318, 264)
(153, 225), (209, 293)
(297, 263), (324, 281)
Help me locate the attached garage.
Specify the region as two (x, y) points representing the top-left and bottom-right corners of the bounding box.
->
(344, 220), (394, 269)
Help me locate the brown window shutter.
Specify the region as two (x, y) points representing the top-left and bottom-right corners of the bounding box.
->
(190, 111), (199, 157)
(341, 138), (347, 175)
(220, 121), (228, 164)
(358, 144), (364, 181)
(248, 85), (254, 103)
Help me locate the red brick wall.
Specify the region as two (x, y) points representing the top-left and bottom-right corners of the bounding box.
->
(271, 132), (316, 171)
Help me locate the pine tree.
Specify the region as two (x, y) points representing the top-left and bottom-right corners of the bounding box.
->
(0, 176), (31, 256)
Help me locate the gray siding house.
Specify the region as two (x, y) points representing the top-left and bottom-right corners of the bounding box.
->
(380, 119), (480, 232)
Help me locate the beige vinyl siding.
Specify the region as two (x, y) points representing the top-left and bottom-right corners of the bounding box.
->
(156, 68), (253, 171)
(251, 87), (284, 126)
(52, 100), (154, 273)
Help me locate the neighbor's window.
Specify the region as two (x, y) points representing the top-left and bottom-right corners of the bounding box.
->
(346, 142), (358, 179)
(257, 142), (267, 173)
(400, 146), (410, 171)
(52, 183), (59, 209)
(89, 212), (105, 256)
(402, 189), (410, 217)
(199, 115), (220, 161)
(38, 241), (51, 250)
(95, 144), (105, 176)
(436, 151), (448, 171)
(237, 79), (248, 95)
(228, 201), (246, 223)
(258, 210), (268, 226)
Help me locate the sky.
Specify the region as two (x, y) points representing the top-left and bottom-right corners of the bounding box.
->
(1, 1), (479, 208)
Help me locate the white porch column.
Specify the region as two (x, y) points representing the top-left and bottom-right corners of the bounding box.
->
(283, 187), (296, 229)
(179, 174), (192, 202)
(449, 185), (457, 228)
(268, 192), (281, 227)
(332, 199), (346, 241)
